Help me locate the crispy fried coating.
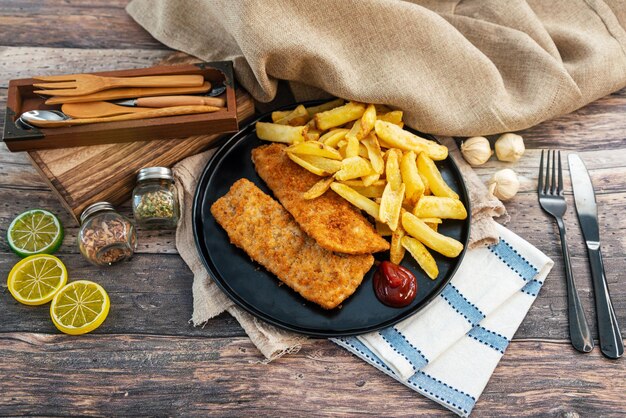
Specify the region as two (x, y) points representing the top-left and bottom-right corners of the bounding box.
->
(210, 178), (373, 309)
(252, 143), (389, 254)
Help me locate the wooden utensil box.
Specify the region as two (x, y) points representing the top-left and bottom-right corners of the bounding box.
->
(2, 62), (238, 152)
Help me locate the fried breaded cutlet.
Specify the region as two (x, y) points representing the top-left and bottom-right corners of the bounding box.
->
(211, 178), (374, 309)
(251, 143), (389, 255)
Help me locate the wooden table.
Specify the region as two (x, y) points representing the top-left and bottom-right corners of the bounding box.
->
(1, 2), (624, 416)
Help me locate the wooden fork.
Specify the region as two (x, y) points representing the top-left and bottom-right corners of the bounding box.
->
(33, 73), (205, 97)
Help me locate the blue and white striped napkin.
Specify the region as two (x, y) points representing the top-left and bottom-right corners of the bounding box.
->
(332, 223), (553, 417)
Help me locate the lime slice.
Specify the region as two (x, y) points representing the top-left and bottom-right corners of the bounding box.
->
(7, 209), (63, 257)
(50, 280), (110, 335)
(7, 254), (68, 305)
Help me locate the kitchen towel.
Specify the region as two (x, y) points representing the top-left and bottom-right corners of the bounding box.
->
(334, 222), (553, 417)
(127, 0), (626, 137)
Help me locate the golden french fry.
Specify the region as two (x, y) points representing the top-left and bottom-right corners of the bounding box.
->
(349, 183), (386, 198)
(297, 154), (342, 173)
(276, 104), (310, 126)
(330, 182), (380, 219)
(414, 195), (467, 219)
(303, 176), (334, 200)
(271, 110), (291, 123)
(359, 104), (377, 138)
(306, 98), (345, 117)
(374, 120), (448, 160)
(400, 150), (425, 204)
(287, 141), (342, 160)
(305, 132), (320, 141)
(385, 149), (402, 191)
(256, 122), (306, 144)
(402, 212), (463, 258)
(380, 183), (405, 230)
(362, 133), (384, 174)
(376, 221), (393, 236)
(340, 179), (386, 187)
(345, 119), (362, 158)
(315, 101), (366, 131)
(419, 171), (431, 195)
(390, 225), (406, 264)
(417, 153), (459, 199)
(320, 128), (349, 147)
(362, 172), (380, 187)
(359, 144), (369, 159)
(287, 152), (330, 176)
(419, 217), (442, 224)
(334, 156), (374, 181)
(401, 236), (439, 280)
(378, 110), (404, 126)
(425, 223), (438, 232)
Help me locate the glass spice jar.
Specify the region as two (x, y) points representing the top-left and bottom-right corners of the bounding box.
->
(132, 167), (180, 230)
(78, 202), (137, 266)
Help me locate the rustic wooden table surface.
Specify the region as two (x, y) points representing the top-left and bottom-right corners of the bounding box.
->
(1, 2), (625, 416)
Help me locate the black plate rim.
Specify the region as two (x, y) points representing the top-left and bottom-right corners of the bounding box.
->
(192, 100), (472, 337)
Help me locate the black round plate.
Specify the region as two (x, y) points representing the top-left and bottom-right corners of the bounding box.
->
(193, 102), (471, 337)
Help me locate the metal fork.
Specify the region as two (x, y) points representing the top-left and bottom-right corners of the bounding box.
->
(538, 150), (594, 353)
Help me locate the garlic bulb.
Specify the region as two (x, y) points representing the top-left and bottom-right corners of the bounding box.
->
(495, 133), (525, 162)
(461, 137), (492, 166)
(488, 169), (520, 201)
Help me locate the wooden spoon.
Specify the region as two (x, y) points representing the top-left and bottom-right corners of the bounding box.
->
(23, 105), (222, 128)
(62, 102), (154, 118)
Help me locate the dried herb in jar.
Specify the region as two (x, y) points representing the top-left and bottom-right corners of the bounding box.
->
(135, 190), (175, 219)
(78, 202), (137, 266)
(132, 167), (179, 229)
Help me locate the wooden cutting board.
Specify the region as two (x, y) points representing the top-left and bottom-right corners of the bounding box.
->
(27, 55), (255, 223)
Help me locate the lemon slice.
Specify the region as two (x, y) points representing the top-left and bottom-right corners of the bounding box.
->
(50, 280), (110, 335)
(7, 254), (68, 305)
(7, 209), (63, 258)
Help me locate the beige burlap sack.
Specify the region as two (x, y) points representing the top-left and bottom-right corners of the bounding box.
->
(127, 0), (626, 136)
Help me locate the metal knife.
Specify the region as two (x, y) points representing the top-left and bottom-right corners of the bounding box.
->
(115, 95), (225, 108)
(568, 153), (623, 359)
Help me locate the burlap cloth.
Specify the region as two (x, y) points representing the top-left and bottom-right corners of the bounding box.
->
(127, 0), (626, 136)
(128, 0), (626, 359)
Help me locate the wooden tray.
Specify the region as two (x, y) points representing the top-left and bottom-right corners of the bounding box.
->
(3, 62), (238, 151)
(28, 88), (254, 223)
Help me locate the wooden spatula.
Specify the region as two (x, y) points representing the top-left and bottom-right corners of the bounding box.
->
(62, 102), (153, 118)
(33, 74), (205, 96)
(26, 105), (222, 128)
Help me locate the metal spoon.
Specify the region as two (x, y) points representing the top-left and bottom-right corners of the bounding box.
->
(18, 110), (69, 129)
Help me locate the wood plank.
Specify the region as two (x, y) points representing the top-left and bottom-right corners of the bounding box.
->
(0, 0), (163, 49)
(0, 335), (623, 416)
(0, 251), (623, 340)
(0, 47), (172, 90)
(0, 253), (244, 338)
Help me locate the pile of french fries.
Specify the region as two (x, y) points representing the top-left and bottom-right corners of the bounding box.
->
(255, 99), (468, 280)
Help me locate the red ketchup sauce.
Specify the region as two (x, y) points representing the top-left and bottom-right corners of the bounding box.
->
(373, 261), (417, 308)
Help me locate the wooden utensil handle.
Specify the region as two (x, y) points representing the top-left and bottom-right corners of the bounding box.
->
(136, 96), (226, 108)
(28, 105), (222, 128)
(108, 75), (205, 89)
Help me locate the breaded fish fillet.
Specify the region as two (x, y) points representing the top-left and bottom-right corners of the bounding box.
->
(211, 178), (374, 309)
(252, 143), (389, 254)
